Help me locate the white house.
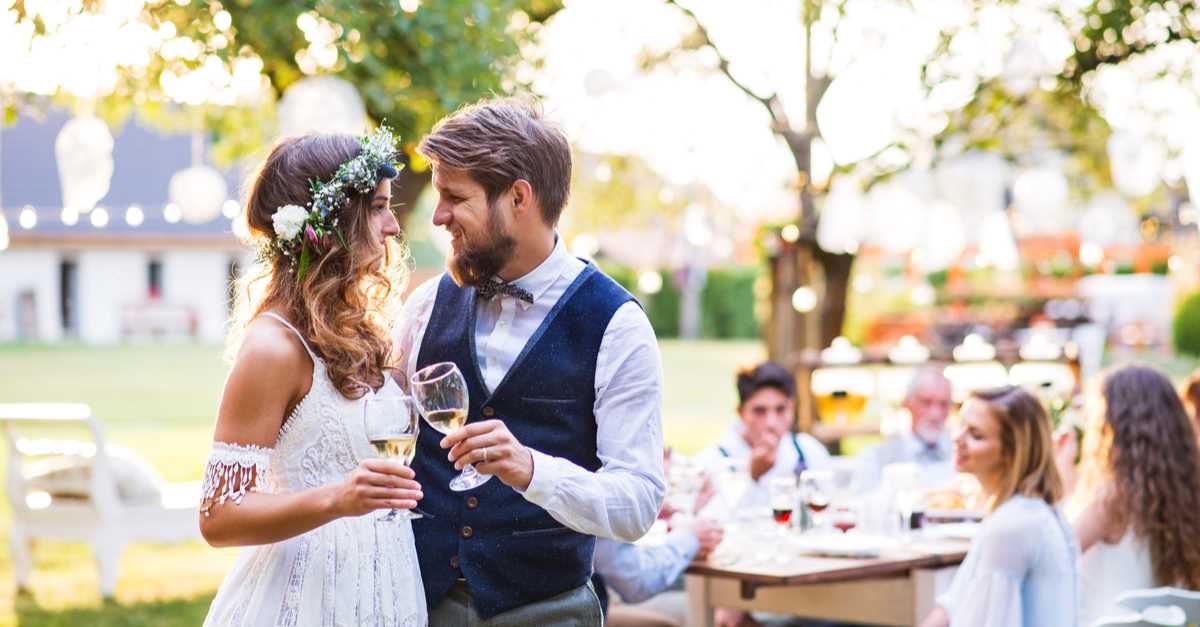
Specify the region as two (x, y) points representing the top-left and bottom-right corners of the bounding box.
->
(0, 111), (251, 344)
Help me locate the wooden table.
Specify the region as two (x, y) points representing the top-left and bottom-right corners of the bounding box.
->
(684, 538), (969, 626)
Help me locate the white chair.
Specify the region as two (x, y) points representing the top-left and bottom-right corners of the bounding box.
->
(1117, 588), (1200, 622)
(1, 403), (202, 598)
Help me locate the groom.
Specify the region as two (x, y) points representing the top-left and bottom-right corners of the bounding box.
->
(394, 98), (666, 625)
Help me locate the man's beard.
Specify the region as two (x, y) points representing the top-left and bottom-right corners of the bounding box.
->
(446, 202), (517, 288)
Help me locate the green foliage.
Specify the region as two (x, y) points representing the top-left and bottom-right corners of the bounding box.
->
(604, 265), (681, 338)
(701, 266), (761, 339)
(603, 264), (760, 339)
(1174, 292), (1200, 358)
(10, 1), (562, 166)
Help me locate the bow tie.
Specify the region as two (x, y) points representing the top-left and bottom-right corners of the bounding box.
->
(475, 279), (533, 304)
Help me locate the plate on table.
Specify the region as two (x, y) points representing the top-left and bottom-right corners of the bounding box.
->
(924, 509), (984, 524)
(792, 533), (895, 558)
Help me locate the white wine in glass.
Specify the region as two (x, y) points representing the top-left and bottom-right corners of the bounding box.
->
(363, 396), (421, 521)
(422, 408), (468, 434)
(410, 362), (492, 492)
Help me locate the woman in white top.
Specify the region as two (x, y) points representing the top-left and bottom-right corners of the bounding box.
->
(1063, 365), (1200, 626)
(200, 130), (427, 625)
(921, 386), (1077, 627)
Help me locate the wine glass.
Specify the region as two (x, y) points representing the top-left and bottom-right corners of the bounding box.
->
(800, 469), (835, 533)
(768, 475), (797, 530)
(410, 362), (492, 492)
(831, 503), (859, 534)
(363, 395), (421, 521)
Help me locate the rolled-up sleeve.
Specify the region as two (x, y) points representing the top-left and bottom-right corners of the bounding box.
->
(518, 302), (666, 542)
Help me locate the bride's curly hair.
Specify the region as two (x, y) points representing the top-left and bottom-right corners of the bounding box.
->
(1079, 365), (1200, 588)
(230, 134), (408, 399)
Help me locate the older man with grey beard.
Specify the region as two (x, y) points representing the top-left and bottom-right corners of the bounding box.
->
(852, 366), (956, 494)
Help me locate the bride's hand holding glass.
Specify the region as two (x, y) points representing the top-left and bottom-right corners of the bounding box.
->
(330, 458), (423, 518)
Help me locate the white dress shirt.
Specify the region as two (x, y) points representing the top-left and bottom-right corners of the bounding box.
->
(693, 421), (832, 517)
(393, 237), (666, 543)
(936, 495), (1079, 626)
(850, 431), (956, 494)
(593, 531), (699, 604)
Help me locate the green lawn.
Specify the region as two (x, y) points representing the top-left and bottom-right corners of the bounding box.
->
(0, 339), (762, 626)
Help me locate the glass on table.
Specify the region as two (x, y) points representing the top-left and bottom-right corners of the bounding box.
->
(800, 468), (835, 533)
(831, 502), (859, 534)
(768, 475), (797, 529)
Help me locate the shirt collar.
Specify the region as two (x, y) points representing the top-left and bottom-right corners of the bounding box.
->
(904, 430), (953, 461)
(507, 235), (571, 310)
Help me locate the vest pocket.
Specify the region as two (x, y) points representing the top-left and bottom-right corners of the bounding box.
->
(510, 525), (573, 538)
(520, 396), (578, 404)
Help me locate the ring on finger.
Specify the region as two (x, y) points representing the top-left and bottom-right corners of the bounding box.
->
(482, 446), (489, 463)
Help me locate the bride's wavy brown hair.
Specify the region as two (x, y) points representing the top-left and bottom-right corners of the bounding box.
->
(229, 134), (408, 399)
(1078, 365), (1200, 588)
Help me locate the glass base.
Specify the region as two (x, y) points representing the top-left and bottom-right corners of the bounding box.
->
(449, 465), (493, 492)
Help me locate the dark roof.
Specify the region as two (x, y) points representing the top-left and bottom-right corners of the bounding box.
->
(2, 109), (241, 245)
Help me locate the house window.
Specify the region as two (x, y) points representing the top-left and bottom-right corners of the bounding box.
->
(59, 259), (77, 336)
(148, 258), (163, 299)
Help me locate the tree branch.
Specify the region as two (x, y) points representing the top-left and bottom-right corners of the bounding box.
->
(664, 0), (792, 132)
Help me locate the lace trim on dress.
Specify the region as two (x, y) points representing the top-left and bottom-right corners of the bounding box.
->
(201, 441), (272, 516)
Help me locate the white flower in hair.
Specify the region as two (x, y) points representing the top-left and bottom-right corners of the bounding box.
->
(272, 204), (309, 241)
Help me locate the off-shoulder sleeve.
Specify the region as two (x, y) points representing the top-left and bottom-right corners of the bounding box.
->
(200, 442), (272, 516)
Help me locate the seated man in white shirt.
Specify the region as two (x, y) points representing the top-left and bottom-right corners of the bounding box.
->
(696, 361), (831, 517)
(851, 365), (955, 494)
(593, 514), (723, 627)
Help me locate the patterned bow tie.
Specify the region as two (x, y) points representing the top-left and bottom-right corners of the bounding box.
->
(475, 279), (533, 304)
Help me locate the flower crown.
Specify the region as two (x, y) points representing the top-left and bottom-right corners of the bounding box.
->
(260, 125), (403, 281)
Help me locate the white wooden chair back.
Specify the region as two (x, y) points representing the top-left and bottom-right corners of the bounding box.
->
(0, 403), (122, 518)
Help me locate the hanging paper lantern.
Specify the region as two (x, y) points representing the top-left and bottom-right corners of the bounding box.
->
(1012, 166), (1070, 233)
(865, 176), (927, 255)
(816, 179), (865, 254)
(169, 165), (228, 224)
(915, 200), (966, 272)
(55, 115), (114, 212)
(277, 76), (367, 137)
(977, 211), (1019, 271)
(1108, 131), (1166, 198)
(817, 54), (918, 165)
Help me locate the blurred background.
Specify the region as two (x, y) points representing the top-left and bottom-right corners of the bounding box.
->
(2, 0), (1200, 624)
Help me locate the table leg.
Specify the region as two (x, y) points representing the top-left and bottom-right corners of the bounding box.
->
(912, 566), (958, 625)
(685, 574), (715, 627)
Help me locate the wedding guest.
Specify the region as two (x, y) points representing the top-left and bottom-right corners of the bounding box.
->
(593, 516), (724, 627)
(1068, 365), (1200, 626)
(851, 366), (955, 494)
(921, 386), (1077, 627)
(695, 361), (831, 517)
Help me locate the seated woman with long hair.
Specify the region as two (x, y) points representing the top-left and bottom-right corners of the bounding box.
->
(921, 386), (1077, 627)
(1071, 365), (1200, 626)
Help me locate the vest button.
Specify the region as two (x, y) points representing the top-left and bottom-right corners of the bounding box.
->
(482, 406), (495, 417)
(461, 526), (473, 539)
(449, 555), (460, 569)
(466, 496), (478, 509)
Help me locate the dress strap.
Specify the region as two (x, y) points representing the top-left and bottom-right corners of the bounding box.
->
(261, 312), (318, 361)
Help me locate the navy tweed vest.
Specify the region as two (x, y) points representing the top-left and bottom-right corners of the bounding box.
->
(412, 263), (636, 619)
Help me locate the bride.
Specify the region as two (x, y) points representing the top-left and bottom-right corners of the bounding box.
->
(200, 128), (426, 626)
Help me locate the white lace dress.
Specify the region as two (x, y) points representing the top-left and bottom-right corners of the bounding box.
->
(202, 313), (426, 627)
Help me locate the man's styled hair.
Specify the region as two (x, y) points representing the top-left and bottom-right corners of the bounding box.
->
(418, 97), (572, 225)
(736, 361), (796, 407)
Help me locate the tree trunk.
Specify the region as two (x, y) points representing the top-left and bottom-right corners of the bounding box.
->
(814, 246), (854, 348)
